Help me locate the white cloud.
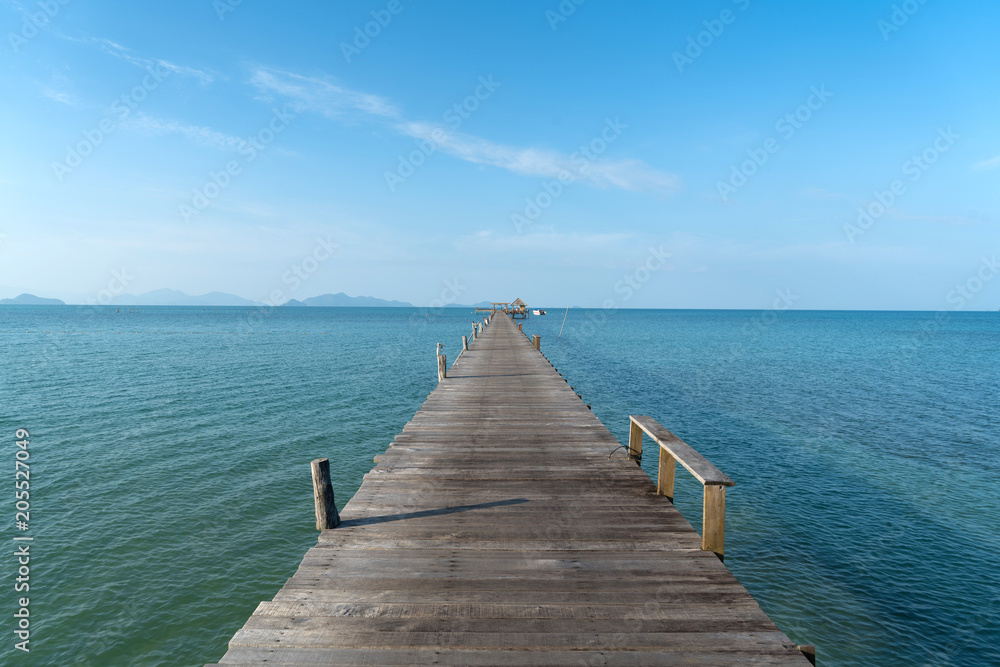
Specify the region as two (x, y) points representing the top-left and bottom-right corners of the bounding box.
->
(249, 67), (679, 194)
(974, 155), (1000, 171)
(93, 38), (214, 85)
(42, 88), (78, 106)
(249, 67), (397, 119)
(400, 121), (678, 192)
(122, 114), (244, 150)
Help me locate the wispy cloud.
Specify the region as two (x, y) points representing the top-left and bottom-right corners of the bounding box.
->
(974, 155), (1000, 171)
(400, 121), (677, 192)
(249, 66), (679, 193)
(249, 67), (397, 119)
(71, 37), (215, 85)
(121, 113), (244, 151)
(100, 39), (214, 84)
(42, 88), (78, 107)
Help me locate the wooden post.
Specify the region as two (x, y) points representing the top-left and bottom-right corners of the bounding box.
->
(518, 323), (523, 333)
(627, 418), (643, 463)
(657, 446), (676, 501)
(702, 484), (726, 558)
(310, 458), (340, 529)
(462, 335), (468, 351)
(532, 335), (540, 351)
(437, 354), (447, 381)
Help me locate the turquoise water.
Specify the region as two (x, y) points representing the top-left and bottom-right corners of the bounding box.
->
(1, 306), (998, 665)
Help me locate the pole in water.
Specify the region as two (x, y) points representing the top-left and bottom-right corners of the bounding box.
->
(558, 306), (569, 339)
(311, 458), (340, 529)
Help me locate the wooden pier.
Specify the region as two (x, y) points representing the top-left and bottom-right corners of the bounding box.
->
(208, 314), (813, 666)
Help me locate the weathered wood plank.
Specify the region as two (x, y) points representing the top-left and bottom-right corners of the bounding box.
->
(630, 415), (735, 486)
(214, 644), (811, 666)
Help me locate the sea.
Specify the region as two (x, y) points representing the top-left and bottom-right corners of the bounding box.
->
(1, 305), (998, 666)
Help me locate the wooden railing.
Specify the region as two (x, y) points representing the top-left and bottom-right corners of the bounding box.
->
(628, 415), (734, 558)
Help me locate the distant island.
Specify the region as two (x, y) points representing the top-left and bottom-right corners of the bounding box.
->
(109, 289), (259, 306)
(0, 293), (66, 305)
(0, 289), (490, 308)
(108, 289), (420, 307)
(283, 294), (496, 308)
(283, 293), (413, 307)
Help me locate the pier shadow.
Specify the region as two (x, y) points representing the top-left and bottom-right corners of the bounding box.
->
(342, 498), (529, 526)
(447, 373), (532, 378)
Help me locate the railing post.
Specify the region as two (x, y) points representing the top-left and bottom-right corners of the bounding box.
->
(462, 335), (468, 351)
(630, 415), (732, 559)
(437, 354), (447, 381)
(532, 335), (540, 351)
(657, 446), (676, 501)
(702, 484), (726, 558)
(627, 417), (643, 463)
(310, 458), (340, 529)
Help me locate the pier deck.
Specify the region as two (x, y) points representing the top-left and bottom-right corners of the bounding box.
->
(209, 315), (810, 666)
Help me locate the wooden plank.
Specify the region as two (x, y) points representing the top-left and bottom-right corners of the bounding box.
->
(658, 444), (676, 499)
(702, 484), (726, 556)
(250, 599), (771, 620)
(437, 353), (447, 381)
(228, 627), (792, 650)
(630, 415), (734, 486)
(628, 417), (643, 461)
(215, 644), (812, 666)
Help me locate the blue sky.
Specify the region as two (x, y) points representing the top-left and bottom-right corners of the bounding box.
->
(1, 0), (998, 308)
